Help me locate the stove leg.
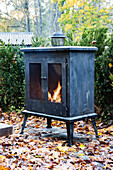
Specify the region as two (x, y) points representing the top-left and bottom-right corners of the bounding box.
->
(20, 115), (28, 134)
(66, 122), (74, 146)
(92, 118), (99, 138)
(46, 118), (52, 128)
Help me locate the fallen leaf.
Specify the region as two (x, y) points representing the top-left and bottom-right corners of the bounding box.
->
(57, 144), (69, 153)
(0, 155), (6, 161)
(79, 143), (85, 149)
(0, 166), (10, 170)
(77, 153), (85, 156)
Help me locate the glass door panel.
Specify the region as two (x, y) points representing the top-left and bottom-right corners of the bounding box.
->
(48, 64), (62, 103)
(29, 63), (43, 100)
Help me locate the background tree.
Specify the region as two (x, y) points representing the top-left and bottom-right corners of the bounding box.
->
(0, 0), (61, 37)
(54, 0), (113, 42)
(24, 0), (30, 32)
(33, 0), (39, 36)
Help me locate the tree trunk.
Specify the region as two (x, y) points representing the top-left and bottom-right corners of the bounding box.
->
(52, 1), (59, 33)
(48, 0), (52, 35)
(25, 0), (30, 32)
(38, 0), (42, 36)
(34, 0), (39, 36)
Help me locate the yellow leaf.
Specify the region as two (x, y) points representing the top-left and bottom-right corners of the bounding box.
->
(98, 132), (102, 136)
(79, 143), (85, 149)
(78, 153), (85, 156)
(78, 3), (83, 8)
(109, 63), (113, 68)
(0, 155), (6, 161)
(65, 24), (72, 32)
(57, 144), (68, 153)
(75, 36), (80, 41)
(28, 167), (33, 170)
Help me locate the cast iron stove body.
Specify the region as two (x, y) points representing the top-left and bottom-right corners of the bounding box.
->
(21, 46), (98, 146)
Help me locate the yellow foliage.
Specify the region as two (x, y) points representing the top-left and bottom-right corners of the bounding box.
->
(99, 9), (105, 13)
(65, 24), (72, 31)
(66, 0), (77, 7)
(78, 2), (83, 8)
(55, 0), (113, 41)
(57, 18), (61, 22)
(109, 63), (113, 68)
(109, 6), (113, 10)
(66, 14), (71, 19)
(12, 11), (23, 21)
(108, 19), (112, 24)
(75, 36), (80, 41)
(84, 6), (90, 10)
(51, 0), (55, 4)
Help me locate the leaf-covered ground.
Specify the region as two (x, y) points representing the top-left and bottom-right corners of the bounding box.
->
(0, 112), (113, 170)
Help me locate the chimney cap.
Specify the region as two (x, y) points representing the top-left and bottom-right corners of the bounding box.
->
(51, 32), (65, 38)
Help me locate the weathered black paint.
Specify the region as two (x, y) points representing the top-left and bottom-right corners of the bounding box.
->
(21, 46), (98, 146)
(22, 46), (97, 117)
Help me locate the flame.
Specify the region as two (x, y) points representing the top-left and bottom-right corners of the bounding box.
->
(48, 81), (62, 103)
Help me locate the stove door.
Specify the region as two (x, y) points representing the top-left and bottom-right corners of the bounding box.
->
(25, 54), (67, 117)
(46, 58), (66, 116)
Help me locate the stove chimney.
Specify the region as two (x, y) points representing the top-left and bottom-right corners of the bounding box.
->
(51, 32), (65, 46)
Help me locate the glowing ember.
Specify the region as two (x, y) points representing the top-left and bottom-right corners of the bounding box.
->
(48, 81), (62, 103)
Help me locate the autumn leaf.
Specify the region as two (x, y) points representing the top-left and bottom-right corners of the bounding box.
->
(109, 63), (113, 68)
(79, 143), (85, 149)
(0, 111), (113, 169)
(77, 153), (85, 156)
(0, 155), (6, 161)
(0, 166), (10, 170)
(57, 143), (69, 153)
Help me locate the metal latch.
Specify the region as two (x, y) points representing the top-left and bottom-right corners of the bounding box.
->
(41, 76), (47, 80)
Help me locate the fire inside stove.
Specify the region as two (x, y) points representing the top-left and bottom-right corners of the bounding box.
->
(48, 81), (62, 103)
(48, 63), (62, 103)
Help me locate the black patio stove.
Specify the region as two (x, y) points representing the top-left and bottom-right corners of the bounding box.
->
(20, 33), (98, 146)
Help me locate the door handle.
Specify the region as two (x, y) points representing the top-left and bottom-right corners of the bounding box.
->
(41, 76), (47, 80)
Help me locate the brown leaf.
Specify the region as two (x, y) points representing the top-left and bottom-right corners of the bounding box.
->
(6, 154), (13, 159)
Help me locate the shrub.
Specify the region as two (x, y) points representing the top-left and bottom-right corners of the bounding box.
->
(109, 74), (113, 88)
(0, 36), (50, 112)
(0, 40), (25, 111)
(95, 50), (113, 120)
(31, 36), (50, 47)
(79, 27), (108, 58)
(64, 32), (78, 46)
(79, 27), (113, 120)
